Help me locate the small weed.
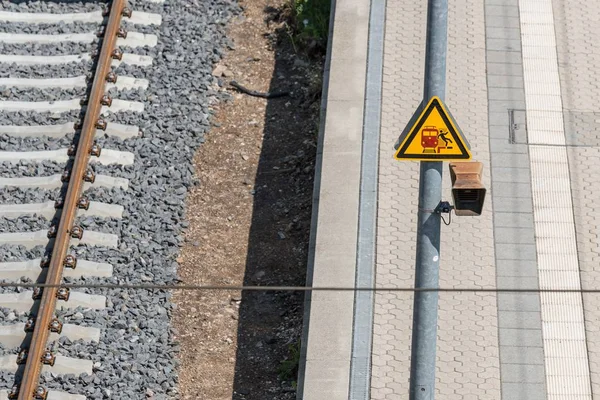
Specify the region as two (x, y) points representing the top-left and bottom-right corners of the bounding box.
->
(278, 342), (302, 386)
(288, 0), (331, 54)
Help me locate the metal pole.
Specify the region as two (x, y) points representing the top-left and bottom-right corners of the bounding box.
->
(409, 0), (448, 399)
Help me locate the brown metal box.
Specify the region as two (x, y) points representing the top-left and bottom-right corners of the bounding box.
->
(449, 162), (486, 216)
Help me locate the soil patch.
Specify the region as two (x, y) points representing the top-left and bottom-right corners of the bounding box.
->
(173, 0), (322, 398)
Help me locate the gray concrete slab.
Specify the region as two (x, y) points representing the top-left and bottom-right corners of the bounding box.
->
(487, 74), (525, 89)
(501, 383), (547, 400)
(491, 152), (531, 169)
(485, 6), (546, 397)
(498, 293), (541, 312)
(494, 227), (536, 244)
(495, 259), (539, 278)
(297, 0), (369, 398)
(492, 196), (534, 213)
(501, 346), (545, 365)
(487, 50), (523, 64)
(492, 182), (533, 198)
(499, 327), (543, 348)
(499, 328), (544, 348)
(488, 139), (529, 154)
(500, 364), (546, 384)
(498, 311), (543, 330)
(495, 243), (537, 260)
(485, 5), (519, 18)
(492, 166), (532, 183)
(494, 212), (534, 228)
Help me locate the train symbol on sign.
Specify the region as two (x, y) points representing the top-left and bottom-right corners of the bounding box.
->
(394, 96), (471, 161)
(420, 126), (454, 154)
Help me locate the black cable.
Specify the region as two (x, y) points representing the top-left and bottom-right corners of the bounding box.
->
(441, 211), (452, 225)
(229, 80), (290, 98)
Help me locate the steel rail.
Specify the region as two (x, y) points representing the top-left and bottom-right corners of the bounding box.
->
(16, 1), (126, 398)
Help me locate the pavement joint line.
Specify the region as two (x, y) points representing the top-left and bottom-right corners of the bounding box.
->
(347, 0), (385, 399)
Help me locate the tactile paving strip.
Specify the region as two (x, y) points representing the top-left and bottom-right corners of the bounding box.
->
(519, 0), (592, 397)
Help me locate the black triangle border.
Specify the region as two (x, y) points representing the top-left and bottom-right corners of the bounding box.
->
(396, 98), (470, 160)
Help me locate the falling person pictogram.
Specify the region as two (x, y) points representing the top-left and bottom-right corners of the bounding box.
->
(436, 129), (453, 153)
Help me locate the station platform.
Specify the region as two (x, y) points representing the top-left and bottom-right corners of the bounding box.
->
(297, 0), (600, 399)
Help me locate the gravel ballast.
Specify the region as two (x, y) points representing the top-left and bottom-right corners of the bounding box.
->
(0, 0), (239, 398)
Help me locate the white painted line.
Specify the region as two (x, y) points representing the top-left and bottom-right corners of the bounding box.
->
(0, 322), (100, 348)
(520, 0), (592, 397)
(0, 122), (140, 139)
(0, 31), (157, 47)
(0, 389), (86, 400)
(0, 354), (93, 375)
(0, 257), (113, 281)
(0, 174), (129, 190)
(0, 52), (152, 67)
(0, 229), (118, 249)
(0, 291), (105, 312)
(0, 75), (148, 90)
(0, 148), (134, 165)
(0, 98), (144, 113)
(0, 10), (161, 26)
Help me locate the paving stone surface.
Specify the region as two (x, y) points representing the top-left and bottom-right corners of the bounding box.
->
(371, 0), (501, 398)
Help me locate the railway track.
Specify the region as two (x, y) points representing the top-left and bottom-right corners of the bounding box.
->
(0, 0), (163, 398)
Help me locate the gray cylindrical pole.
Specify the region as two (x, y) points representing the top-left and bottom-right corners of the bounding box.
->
(409, 0), (448, 399)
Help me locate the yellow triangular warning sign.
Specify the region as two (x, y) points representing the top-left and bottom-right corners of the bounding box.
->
(394, 96), (471, 161)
